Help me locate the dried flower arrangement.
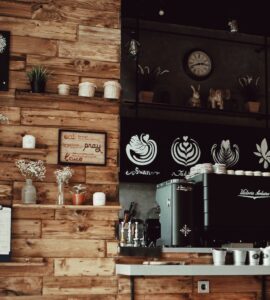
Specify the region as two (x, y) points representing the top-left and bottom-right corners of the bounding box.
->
(15, 159), (46, 181)
(137, 65), (169, 90)
(54, 166), (74, 184)
(0, 113), (9, 124)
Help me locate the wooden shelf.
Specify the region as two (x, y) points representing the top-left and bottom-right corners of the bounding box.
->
(15, 89), (119, 105)
(0, 146), (48, 155)
(123, 100), (267, 119)
(116, 263), (270, 276)
(13, 203), (121, 211)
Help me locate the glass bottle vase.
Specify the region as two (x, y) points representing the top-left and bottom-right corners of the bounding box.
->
(57, 182), (65, 205)
(22, 178), (37, 204)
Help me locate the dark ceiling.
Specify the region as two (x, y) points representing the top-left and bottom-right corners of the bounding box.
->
(122, 0), (270, 36)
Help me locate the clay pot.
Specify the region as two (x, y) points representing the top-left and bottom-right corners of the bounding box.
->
(72, 193), (86, 205)
(245, 101), (260, 113)
(138, 90), (154, 103)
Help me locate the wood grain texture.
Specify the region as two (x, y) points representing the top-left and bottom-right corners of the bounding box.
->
(0, 1), (32, 18)
(27, 55), (120, 79)
(59, 41), (120, 63)
(42, 220), (115, 239)
(12, 206), (55, 220)
(43, 276), (118, 295)
(11, 35), (58, 56)
(21, 108), (119, 131)
(0, 106), (20, 125)
(12, 219), (41, 238)
(55, 208), (119, 221)
(0, 277), (42, 296)
(54, 258), (115, 276)
(106, 241), (119, 257)
(118, 277), (193, 295)
(0, 259), (53, 277)
(0, 182), (12, 201)
(0, 16), (77, 41)
(12, 239), (105, 258)
(78, 26), (120, 45)
(86, 166), (119, 184)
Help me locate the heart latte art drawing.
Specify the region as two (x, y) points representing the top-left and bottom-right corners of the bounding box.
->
(171, 136), (201, 166)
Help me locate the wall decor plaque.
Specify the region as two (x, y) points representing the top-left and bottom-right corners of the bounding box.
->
(58, 130), (107, 165)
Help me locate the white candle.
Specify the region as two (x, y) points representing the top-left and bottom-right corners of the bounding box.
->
(78, 82), (96, 97)
(22, 135), (36, 149)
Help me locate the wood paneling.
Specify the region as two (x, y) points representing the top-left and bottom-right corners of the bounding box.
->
(59, 41), (120, 63)
(43, 276), (118, 295)
(0, 16), (77, 41)
(0, 277), (42, 296)
(12, 239), (105, 258)
(42, 220), (115, 239)
(0, 1), (121, 299)
(11, 36), (58, 56)
(54, 258), (115, 276)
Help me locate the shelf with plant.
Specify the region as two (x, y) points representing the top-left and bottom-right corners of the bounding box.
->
(137, 65), (169, 103)
(26, 65), (52, 93)
(238, 75), (261, 113)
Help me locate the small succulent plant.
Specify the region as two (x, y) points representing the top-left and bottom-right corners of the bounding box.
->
(238, 75), (260, 102)
(137, 65), (169, 90)
(71, 184), (87, 194)
(26, 65), (51, 83)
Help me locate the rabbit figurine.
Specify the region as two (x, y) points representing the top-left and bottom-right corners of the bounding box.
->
(189, 85), (201, 108)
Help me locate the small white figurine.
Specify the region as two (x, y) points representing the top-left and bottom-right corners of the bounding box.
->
(189, 85), (201, 108)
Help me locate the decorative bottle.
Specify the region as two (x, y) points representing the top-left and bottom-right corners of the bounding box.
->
(22, 179), (37, 204)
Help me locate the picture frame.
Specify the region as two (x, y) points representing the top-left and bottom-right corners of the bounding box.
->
(58, 129), (107, 166)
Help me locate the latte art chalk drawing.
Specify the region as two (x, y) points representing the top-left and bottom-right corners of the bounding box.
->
(126, 134), (157, 166)
(211, 139), (239, 167)
(171, 136), (201, 166)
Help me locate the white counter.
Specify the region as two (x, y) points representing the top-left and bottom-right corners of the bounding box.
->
(116, 264), (270, 276)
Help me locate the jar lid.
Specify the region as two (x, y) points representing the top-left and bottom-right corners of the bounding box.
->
(79, 82), (96, 87)
(104, 81), (121, 88)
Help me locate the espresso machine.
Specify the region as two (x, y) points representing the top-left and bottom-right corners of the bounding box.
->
(156, 179), (200, 247)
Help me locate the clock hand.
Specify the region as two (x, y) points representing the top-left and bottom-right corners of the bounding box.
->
(190, 62), (208, 67)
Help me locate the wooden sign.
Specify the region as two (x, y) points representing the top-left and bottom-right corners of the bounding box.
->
(58, 130), (107, 165)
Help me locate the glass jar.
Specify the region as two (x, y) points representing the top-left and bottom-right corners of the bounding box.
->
(22, 179), (37, 204)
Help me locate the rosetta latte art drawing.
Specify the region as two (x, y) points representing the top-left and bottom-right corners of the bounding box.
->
(211, 140), (239, 167)
(126, 134), (157, 166)
(171, 136), (201, 166)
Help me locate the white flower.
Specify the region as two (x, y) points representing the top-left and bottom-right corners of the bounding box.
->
(54, 166), (74, 184)
(0, 34), (7, 54)
(15, 159), (46, 181)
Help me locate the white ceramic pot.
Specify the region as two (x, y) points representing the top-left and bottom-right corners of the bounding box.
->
(103, 81), (121, 99)
(93, 192), (106, 206)
(58, 83), (70, 95)
(78, 82), (96, 97)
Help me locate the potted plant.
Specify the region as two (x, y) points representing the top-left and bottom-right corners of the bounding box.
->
(71, 184), (87, 205)
(238, 75), (261, 113)
(137, 65), (169, 102)
(26, 65), (51, 93)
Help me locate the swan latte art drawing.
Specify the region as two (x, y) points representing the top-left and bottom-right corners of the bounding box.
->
(171, 136), (201, 166)
(0, 34), (7, 54)
(126, 134), (157, 166)
(211, 140), (239, 167)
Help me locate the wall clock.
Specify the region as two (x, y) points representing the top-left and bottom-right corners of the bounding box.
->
(183, 49), (213, 80)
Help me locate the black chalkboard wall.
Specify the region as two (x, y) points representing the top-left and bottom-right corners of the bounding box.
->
(0, 31), (10, 91)
(120, 117), (270, 183)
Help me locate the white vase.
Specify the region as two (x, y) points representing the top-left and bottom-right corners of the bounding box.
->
(22, 179), (37, 204)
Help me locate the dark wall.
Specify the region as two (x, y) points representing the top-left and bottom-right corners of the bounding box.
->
(121, 21), (269, 126)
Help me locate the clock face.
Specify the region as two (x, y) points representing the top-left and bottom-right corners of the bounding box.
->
(184, 50), (212, 80)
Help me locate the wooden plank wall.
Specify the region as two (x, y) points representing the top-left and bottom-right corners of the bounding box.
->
(0, 0), (121, 206)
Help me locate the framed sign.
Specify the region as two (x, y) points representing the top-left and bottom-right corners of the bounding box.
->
(58, 130), (107, 165)
(0, 31), (10, 91)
